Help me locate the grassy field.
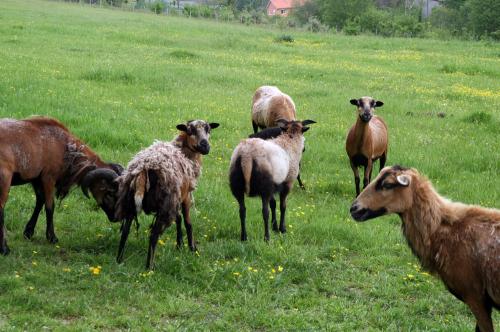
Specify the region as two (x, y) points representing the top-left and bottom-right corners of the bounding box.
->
(0, 0), (499, 330)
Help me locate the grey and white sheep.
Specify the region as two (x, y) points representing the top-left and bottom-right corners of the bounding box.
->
(82, 120), (219, 269)
(229, 120), (314, 242)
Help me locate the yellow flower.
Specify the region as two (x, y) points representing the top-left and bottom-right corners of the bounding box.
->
(32, 261), (38, 266)
(89, 266), (101, 275)
(28, 286), (35, 291)
(63, 267), (71, 272)
(158, 239), (165, 246)
(233, 272), (241, 277)
(271, 268), (276, 274)
(278, 266), (283, 272)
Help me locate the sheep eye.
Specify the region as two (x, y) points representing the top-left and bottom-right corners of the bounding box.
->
(382, 182), (397, 190)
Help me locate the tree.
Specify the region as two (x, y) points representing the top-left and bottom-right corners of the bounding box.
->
(317, 0), (373, 30)
(468, 0), (500, 37)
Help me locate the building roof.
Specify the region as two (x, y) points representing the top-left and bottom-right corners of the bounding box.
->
(268, 0), (306, 9)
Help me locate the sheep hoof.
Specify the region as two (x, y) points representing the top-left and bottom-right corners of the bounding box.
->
(0, 244), (10, 256)
(23, 230), (34, 240)
(272, 224), (279, 232)
(189, 245), (197, 252)
(47, 235), (59, 244)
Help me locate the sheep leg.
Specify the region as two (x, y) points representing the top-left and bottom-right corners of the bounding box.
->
(261, 196), (271, 242)
(252, 121), (259, 134)
(297, 172), (305, 190)
(468, 298), (493, 332)
(23, 182), (44, 240)
(116, 218), (133, 264)
(379, 153), (387, 172)
(42, 179), (58, 244)
(350, 161), (360, 196)
(175, 214), (183, 249)
(270, 197), (278, 232)
(146, 219), (168, 270)
(363, 160), (373, 190)
(0, 208), (9, 255)
(0, 172), (12, 255)
(181, 202), (196, 252)
(279, 185), (290, 233)
(237, 195), (247, 241)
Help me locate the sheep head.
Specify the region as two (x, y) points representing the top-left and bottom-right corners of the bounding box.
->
(81, 168), (120, 222)
(350, 165), (415, 222)
(176, 120), (220, 155)
(350, 97), (383, 123)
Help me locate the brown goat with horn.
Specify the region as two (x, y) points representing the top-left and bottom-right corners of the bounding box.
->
(82, 120), (219, 270)
(350, 165), (500, 332)
(346, 96), (388, 196)
(0, 116), (123, 255)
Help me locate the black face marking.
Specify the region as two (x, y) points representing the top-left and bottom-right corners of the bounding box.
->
(391, 165), (408, 171)
(375, 171), (393, 191)
(350, 206), (387, 221)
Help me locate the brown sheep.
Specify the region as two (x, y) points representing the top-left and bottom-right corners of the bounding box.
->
(350, 165), (500, 332)
(0, 117), (122, 255)
(251, 86), (296, 134)
(346, 97), (388, 196)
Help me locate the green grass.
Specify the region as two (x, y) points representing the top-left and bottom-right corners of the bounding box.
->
(1, 0), (499, 330)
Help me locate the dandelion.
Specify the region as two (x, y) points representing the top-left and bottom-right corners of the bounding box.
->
(158, 239), (165, 246)
(278, 266), (283, 272)
(63, 267), (71, 272)
(89, 266), (102, 276)
(32, 261), (38, 266)
(271, 268), (276, 274)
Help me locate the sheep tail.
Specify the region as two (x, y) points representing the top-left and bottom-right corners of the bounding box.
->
(241, 155), (253, 195)
(132, 170), (148, 215)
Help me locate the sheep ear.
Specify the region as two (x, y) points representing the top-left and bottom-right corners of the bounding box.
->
(350, 99), (359, 106)
(209, 123), (220, 129)
(375, 101), (384, 107)
(396, 175), (410, 187)
(177, 124), (188, 132)
(301, 120), (316, 126)
(302, 127), (310, 133)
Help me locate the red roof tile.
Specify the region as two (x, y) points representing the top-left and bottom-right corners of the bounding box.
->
(268, 0), (306, 9)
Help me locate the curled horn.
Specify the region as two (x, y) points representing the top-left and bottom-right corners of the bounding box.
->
(81, 168), (119, 198)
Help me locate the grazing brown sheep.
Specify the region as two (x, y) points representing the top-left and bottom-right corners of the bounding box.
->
(350, 165), (500, 332)
(346, 97), (388, 196)
(0, 117), (122, 255)
(251, 86), (296, 133)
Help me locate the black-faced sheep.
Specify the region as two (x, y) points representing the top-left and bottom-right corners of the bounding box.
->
(350, 165), (500, 332)
(251, 86), (296, 134)
(82, 120), (219, 269)
(346, 96), (388, 196)
(0, 116), (122, 255)
(230, 120), (314, 242)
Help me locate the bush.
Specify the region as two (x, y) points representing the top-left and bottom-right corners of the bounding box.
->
(150, 1), (164, 14)
(274, 34), (294, 43)
(343, 18), (361, 35)
(305, 16), (329, 33)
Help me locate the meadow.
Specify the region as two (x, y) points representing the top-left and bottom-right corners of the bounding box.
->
(0, 0), (499, 330)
